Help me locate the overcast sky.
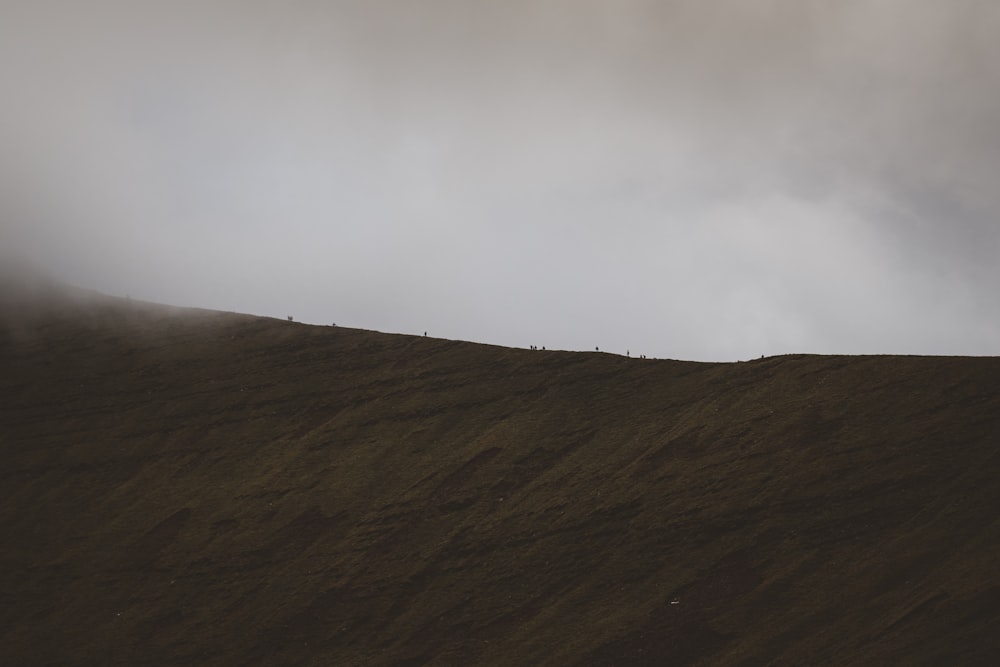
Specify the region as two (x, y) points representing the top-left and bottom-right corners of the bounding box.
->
(3, 1), (999, 360)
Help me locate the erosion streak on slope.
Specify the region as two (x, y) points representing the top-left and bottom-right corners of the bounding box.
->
(2, 293), (999, 665)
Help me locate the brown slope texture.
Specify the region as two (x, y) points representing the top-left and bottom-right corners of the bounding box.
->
(2, 291), (1000, 666)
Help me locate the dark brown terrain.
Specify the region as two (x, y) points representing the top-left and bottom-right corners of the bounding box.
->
(2, 282), (999, 665)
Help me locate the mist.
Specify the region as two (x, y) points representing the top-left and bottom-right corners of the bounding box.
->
(3, 1), (999, 360)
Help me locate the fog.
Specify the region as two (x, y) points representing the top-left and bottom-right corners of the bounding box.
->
(3, 1), (999, 360)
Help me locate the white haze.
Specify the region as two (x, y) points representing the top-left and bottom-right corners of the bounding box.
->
(3, 1), (1000, 360)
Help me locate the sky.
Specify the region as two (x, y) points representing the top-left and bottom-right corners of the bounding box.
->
(3, 1), (999, 361)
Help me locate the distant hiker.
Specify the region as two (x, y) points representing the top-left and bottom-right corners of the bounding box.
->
(596, 346), (599, 352)
(627, 350), (630, 357)
(287, 316), (293, 322)
(542, 346), (545, 350)
(424, 331), (427, 336)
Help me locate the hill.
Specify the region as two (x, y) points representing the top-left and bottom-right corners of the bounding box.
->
(2, 287), (999, 665)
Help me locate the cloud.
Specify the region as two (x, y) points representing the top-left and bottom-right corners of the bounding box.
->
(3, 1), (1000, 359)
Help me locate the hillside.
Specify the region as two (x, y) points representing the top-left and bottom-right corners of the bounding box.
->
(2, 288), (999, 665)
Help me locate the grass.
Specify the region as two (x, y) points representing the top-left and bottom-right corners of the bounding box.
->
(2, 288), (999, 665)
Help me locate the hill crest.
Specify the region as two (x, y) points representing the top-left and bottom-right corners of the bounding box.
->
(2, 290), (999, 665)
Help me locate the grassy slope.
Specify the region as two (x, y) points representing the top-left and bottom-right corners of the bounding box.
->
(2, 293), (999, 665)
